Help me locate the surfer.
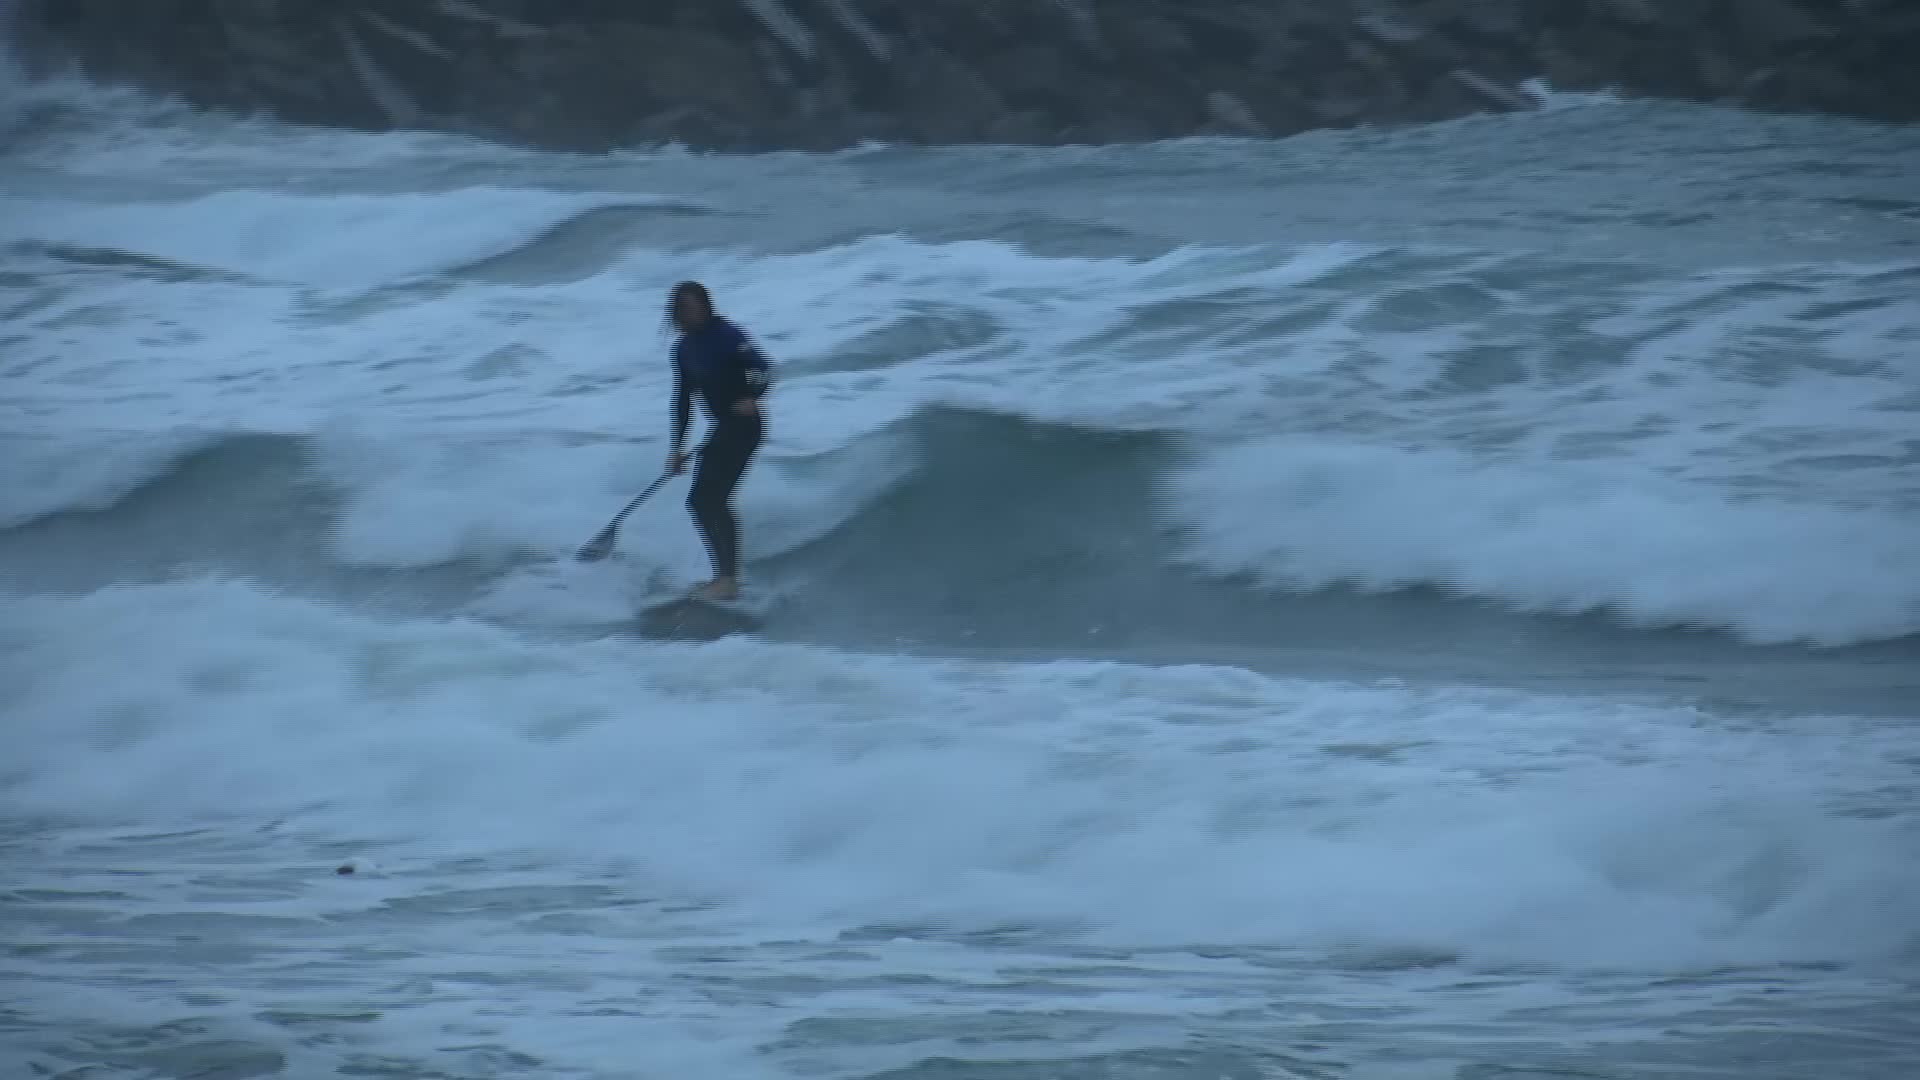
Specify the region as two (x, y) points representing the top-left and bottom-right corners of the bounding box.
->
(665, 280), (770, 603)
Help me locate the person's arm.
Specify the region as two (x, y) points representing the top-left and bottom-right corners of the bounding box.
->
(733, 329), (772, 415)
(669, 357), (692, 459)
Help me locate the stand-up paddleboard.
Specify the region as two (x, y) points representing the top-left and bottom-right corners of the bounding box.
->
(633, 592), (771, 642)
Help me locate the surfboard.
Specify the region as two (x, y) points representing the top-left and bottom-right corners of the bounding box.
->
(632, 595), (767, 641)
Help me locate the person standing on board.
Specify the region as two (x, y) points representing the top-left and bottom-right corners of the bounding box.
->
(664, 280), (770, 603)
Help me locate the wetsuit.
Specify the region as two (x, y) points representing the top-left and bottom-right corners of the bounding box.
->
(670, 315), (770, 582)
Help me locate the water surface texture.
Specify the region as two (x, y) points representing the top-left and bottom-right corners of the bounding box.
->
(4, 72), (1919, 1079)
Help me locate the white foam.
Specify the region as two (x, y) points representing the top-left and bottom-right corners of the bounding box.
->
(1521, 77), (1623, 111)
(5, 174), (1917, 644)
(0, 429), (225, 529)
(1163, 437), (1920, 646)
(2, 187), (694, 286)
(8, 47), (1917, 1080)
(6, 579), (1917, 974)
(3, 59), (539, 177)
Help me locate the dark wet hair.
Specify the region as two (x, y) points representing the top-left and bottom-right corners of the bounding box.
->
(668, 280), (713, 323)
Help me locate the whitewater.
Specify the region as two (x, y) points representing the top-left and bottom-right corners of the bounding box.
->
(3, 58), (1918, 1080)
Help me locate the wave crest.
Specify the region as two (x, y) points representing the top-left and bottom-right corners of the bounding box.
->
(1, 187), (705, 286)
(1162, 437), (1920, 647)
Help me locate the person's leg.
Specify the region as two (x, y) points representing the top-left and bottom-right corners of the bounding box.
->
(686, 423), (760, 597)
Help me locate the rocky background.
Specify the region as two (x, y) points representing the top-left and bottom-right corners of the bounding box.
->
(12, 0), (1920, 151)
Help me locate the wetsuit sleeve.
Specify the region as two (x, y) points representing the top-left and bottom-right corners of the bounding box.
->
(737, 328), (771, 398)
(669, 355), (691, 454)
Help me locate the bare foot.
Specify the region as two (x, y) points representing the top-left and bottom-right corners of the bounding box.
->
(691, 578), (740, 602)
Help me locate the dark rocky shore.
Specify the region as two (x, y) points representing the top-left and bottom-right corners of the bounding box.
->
(14, 0), (1919, 151)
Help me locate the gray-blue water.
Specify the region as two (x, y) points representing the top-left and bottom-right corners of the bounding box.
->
(4, 70), (1918, 1079)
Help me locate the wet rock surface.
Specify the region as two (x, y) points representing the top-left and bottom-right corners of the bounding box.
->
(14, 0), (1919, 151)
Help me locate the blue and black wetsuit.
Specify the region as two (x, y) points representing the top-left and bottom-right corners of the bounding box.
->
(670, 315), (771, 582)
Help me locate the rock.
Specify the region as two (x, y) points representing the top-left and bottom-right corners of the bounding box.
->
(1448, 69), (1536, 113)
(892, 49), (1005, 143)
(1725, 0), (1834, 51)
(1594, 0), (1662, 26)
(1206, 91), (1269, 137)
(12, 0), (1919, 153)
(434, 0), (543, 40)
(1357, 8), (1426, 48)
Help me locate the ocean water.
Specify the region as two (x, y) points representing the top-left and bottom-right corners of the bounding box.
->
(3, 56), (1920, 1079)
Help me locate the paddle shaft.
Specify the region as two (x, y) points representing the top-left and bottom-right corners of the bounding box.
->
(575, 449), (699, 561)
(610, 471), (673, 529)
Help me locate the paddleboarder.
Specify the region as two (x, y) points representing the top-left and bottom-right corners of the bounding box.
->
(664, 280), (770, 603)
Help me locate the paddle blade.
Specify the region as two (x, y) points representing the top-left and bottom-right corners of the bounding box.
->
(575, 473), (673, 562)
(574, 524), (619, 562)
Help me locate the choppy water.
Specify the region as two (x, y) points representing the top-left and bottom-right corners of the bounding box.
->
(3, 64), (1919, 1080)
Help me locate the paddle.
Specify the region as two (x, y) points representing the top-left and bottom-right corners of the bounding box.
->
(575, 467), (681, 562)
